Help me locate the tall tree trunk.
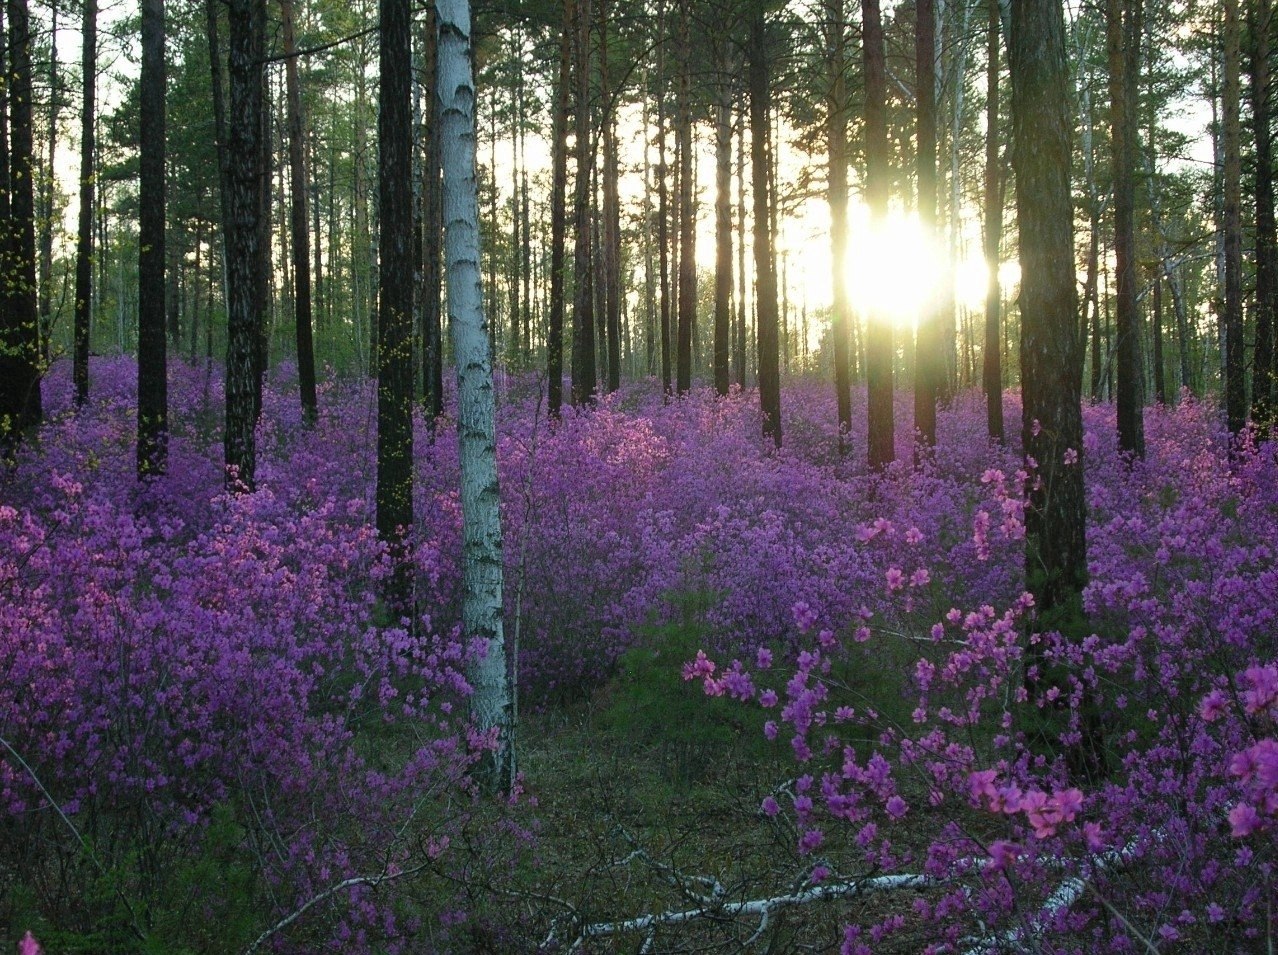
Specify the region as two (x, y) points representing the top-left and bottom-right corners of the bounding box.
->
(378, 0), (414, 605)
(421, 3), (444, 428)
(73, 0), (96, 407)
(0, 0), (41, 443)
(863, 0), (893, 468)
(254, 67), (272, 419)
(1152, 267), (1165, 404)
(713, 71), (732, 397)
(138, 0), (167, 476)
(1009, 0), (1086, 615)
(656, 10), (673, 397)
(1250, 0), (1276, 425)
(749, 8), (781, 446)
(1223, 0), (1245, 434)
(546, 0), (572, 417)
(675, 0), (694, 396)
(600, 0), (621, 394)
(1108, 0), (1144, 455)
(223, 0), (264, 490)
(826, 0), (853, 447)
(507, 31), (522, 366)
(437, 0), (512, 793)
(282, 0), (317, 425)
(37, 1), (55, 360)
(983, 0), (1004, 442)
(734, 90), (748, 389)
(570, 0), (596, 405)
(914, 0), (939, 456)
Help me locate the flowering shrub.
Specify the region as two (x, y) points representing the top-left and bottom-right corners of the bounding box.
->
(4, 359), (1275, 951)
(685, 399), (1278, 952)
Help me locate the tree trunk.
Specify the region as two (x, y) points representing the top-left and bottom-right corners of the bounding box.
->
(983, 0), (1004, 442)
(914, 0), (939, 457)
(546, 0), (572, 417)
(378, 0), (414, 606)
(73, 0), (96, 407)
(570, 0), (596, 405)
(1107, 0), (1144, 456)
(1250, 0), (1276, 425)
(1009, 0), (1086, 615)
(657, 20), (673, 398)
(421, 2), (444, 428)
(0, 0), (41, 443)
(137, 0), (167, 477)
(826, 0), (853, 447)
(600, 0), (621, 394)
(713, 71), (732, 397)
(223, 0), (264, 490)
(735, 90), (748, 388)
(37, 1), (56, 361)
(1223, 0), (1245, 434)
(437, 0), (512, 794)
(675, 0), (694, 396)
(863, 0), (893, 468)
(749, 8), (781, 446)
(282, 0), (317, 425)
(1152, 268), (1165, 404)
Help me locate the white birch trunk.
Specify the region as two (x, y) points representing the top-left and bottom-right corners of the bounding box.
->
(437, 0), (512, 791)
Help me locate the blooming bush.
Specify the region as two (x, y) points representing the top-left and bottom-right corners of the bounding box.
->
(4, 359), (1275, 951)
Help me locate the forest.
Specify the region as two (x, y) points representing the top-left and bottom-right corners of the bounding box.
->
(1, 0), (1276, 951)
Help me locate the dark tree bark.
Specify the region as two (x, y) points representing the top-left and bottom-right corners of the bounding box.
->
(137, 0), (167, 477)
(600, 0), (621, 394)
(675, 0), (694, 396)
(0, 0), (41, 444)
(1107, 0), (1144, 456)
(1152, 268), (1166, 404)
(749, 8), (781, 446)
(421, 3), (444, 429)
(223, 0), (265, 490)
(281, 0), (317, 425)
(1251, 0), (1276, 425)
(1009, 0), (1087, 615)
(826, 0), (853, 448)
(713, 72), (732, 397)
(863, 0), (893, 468)
(37, 1), (56, 360)
(378, 0), (415, 604)
(656, 6), (673, 397)
(254, 65), (272, 421)
(570, 0), (596, 405)
(913, 0), (939, 457)
(1223, 0), (1245, 435)
(546, 0), (572, 417)
(0, 0), (39, 444)
(734, 90), (748, 389)
(983, 0), (1004, 443)
(73, 0), (95, 407)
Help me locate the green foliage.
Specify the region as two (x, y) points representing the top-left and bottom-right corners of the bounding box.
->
(596, 613), (777, 787)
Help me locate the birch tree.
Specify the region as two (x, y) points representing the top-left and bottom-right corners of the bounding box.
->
(438, 0), (512, 792)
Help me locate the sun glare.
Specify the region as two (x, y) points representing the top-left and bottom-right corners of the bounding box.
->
(846, 212), (942, 329)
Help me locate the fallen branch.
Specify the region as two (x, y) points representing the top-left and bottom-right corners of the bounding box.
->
(557, 872), (939, 951)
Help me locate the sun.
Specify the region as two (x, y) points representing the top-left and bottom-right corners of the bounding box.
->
(845, 209), (944, 329)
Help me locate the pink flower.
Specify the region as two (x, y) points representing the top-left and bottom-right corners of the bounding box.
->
(885, 795), (908, 819)
(1241, 666), (1278, 715)
(19, 933), (42, 955)
(1199, 688), (1229, 722)
(1062, 447), (1078, 465)
(1228, 803), (1264, 837)
(682, 650), (715, 681)
(988, 840), (1020, 870)
(885, 567), (906, 591)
